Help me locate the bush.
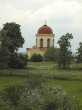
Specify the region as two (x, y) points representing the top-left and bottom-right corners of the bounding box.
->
(44, 48), (59, 61)
(0, 84), (79, 110)
(30, 54), (43, 62)
(0, 96), (11, 110)
(8, 53), (28, 69)
(1, 85), (24, 109)
(18, 86), (79, 110)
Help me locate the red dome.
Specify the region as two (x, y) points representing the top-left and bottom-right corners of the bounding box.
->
(37, 24), (53, 34)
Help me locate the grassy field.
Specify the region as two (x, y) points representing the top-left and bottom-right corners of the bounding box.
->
(0, 62), (82, 109)
(28, 62), (82, 109)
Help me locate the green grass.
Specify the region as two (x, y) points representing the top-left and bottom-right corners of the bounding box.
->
(28, 62), (82, 109)
(0, 76), (26, 90)
(0, 62), (82, 109)
(48, 80), (82, 107)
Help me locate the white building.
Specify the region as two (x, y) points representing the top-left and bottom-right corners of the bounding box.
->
(27, 23), (55, 59)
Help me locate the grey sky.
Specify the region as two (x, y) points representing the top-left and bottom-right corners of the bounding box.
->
(0, 0), (82, 52)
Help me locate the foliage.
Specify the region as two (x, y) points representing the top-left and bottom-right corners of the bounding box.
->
(8, 53), (28, 69)
(31, 54), (43, 62)
(0, 96), (11, 110)
(1, 22), (24, 53)
(0, 47), (9, 69)
(1, 85), (24, 109)
(76, 42), (82, 63)
(0, 22), (25, 69)
(58, 33), (73, 69)
(0, 62), (81, 109)
(18, 86), (79, 110)
(44, 48), (59, 61)
(1, 84), (78, 110)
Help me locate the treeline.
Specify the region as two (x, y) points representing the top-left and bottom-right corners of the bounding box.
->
(0, 22), (27, 69)
(0, 22), (82, 69)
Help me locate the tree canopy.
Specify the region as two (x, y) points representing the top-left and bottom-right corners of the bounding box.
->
(0, 22), (27, 69)
(58, 33), (73, 69)
(1, 22), (24, 53)
(76, 42), (82, 63)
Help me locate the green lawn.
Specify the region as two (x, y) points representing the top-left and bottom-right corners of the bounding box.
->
(0, 76), (26, 90)
(0, 62), (82, 109)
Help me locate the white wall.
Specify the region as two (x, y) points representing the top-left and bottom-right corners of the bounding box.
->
(36, 34), (54, 48)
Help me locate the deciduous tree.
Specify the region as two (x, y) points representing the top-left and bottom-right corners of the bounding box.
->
(0, 22), (27, 69)
(58, 33), (73, 69)
(76, 42), (82, 63)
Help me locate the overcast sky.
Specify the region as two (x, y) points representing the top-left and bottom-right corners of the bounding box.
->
(0, 0), (82, 52)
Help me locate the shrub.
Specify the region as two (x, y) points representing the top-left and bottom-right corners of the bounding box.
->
(8, 53), (28, 69)
(31, 54), (43, 62)
(0, 84), (79, 110)
(1, 85), (24, 109)
(18, 86), (79, 110)
(0, 96), (11, 110)
(44, 48), (59, 61)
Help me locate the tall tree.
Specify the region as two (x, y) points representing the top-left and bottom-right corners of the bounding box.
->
(58, 33), (73, 69)
(1, 22), (24, 53)
(76, 42), (82, 63)
(0, 22), (26, 69)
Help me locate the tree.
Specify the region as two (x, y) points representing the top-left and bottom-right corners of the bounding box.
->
(44, 48), (59, 61)
(58, 33), (73, 69)
(0, 47), (9, 69)
(0, 30), (10, 69)
(76, 42), (82, 63)
(1, 22), (24, 54)
(0, 22), (26, 69)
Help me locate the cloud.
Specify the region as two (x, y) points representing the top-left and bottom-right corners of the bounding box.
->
(0, 0), (82, 52)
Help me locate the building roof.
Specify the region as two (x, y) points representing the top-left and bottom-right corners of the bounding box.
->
(37, 24), (53, 34)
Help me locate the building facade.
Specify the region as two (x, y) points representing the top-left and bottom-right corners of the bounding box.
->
(27, 24), (55, 59)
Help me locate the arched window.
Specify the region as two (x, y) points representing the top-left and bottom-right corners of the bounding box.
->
(40, 39), (43, 48)
(47, 38), (50, 48)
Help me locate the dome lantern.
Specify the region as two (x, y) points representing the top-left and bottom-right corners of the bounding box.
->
(36, 24), (55, 48)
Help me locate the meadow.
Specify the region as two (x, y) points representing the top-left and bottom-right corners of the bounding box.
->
(0, 62), (82, 109)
